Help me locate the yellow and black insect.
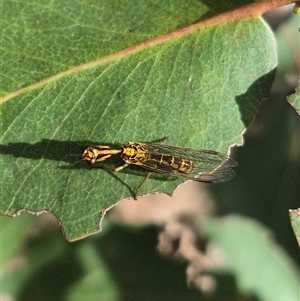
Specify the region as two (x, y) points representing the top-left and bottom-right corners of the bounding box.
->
(81, 139), (237, 199)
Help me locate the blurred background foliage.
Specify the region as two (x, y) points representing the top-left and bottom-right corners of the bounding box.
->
(1, 4), (299, 301)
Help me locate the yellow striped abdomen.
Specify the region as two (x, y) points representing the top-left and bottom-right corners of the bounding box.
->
(148, 153), (194, 173)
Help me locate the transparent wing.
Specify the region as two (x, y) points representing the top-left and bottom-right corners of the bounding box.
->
(139, 143), (238, 183)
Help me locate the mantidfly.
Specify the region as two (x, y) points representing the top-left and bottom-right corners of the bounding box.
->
(79, 137), (237, 199)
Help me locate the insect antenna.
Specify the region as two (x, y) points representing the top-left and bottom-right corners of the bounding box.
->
(68, 152), (85, 168)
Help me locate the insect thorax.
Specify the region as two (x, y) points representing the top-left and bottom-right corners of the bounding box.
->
(121, 143), (148, 164)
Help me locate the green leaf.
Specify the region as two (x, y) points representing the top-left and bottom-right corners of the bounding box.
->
(287, 81), (300, 114)
(1, 219), (203, 301)
(289, 208), (300, 248)
(67, 223), (201, 301)
(0, 215), (33, 266)
(0, 214), (67, 297)
(202, 215), (300, 301)
(1, 1), (277, 240)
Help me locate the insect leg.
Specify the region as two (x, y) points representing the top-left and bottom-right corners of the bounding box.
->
(134, 172), (152, 200)
(147, 136), (169, 144)
(114, 163), (129, 172)
(160, 136), (169, 144)
(97, 163), (129, 173)
(95, 154), (112, 162)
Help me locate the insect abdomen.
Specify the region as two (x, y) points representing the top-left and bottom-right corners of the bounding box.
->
(149, 153), (194, 173)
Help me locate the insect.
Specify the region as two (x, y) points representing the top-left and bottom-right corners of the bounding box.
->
(81, 138), (238, 199)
